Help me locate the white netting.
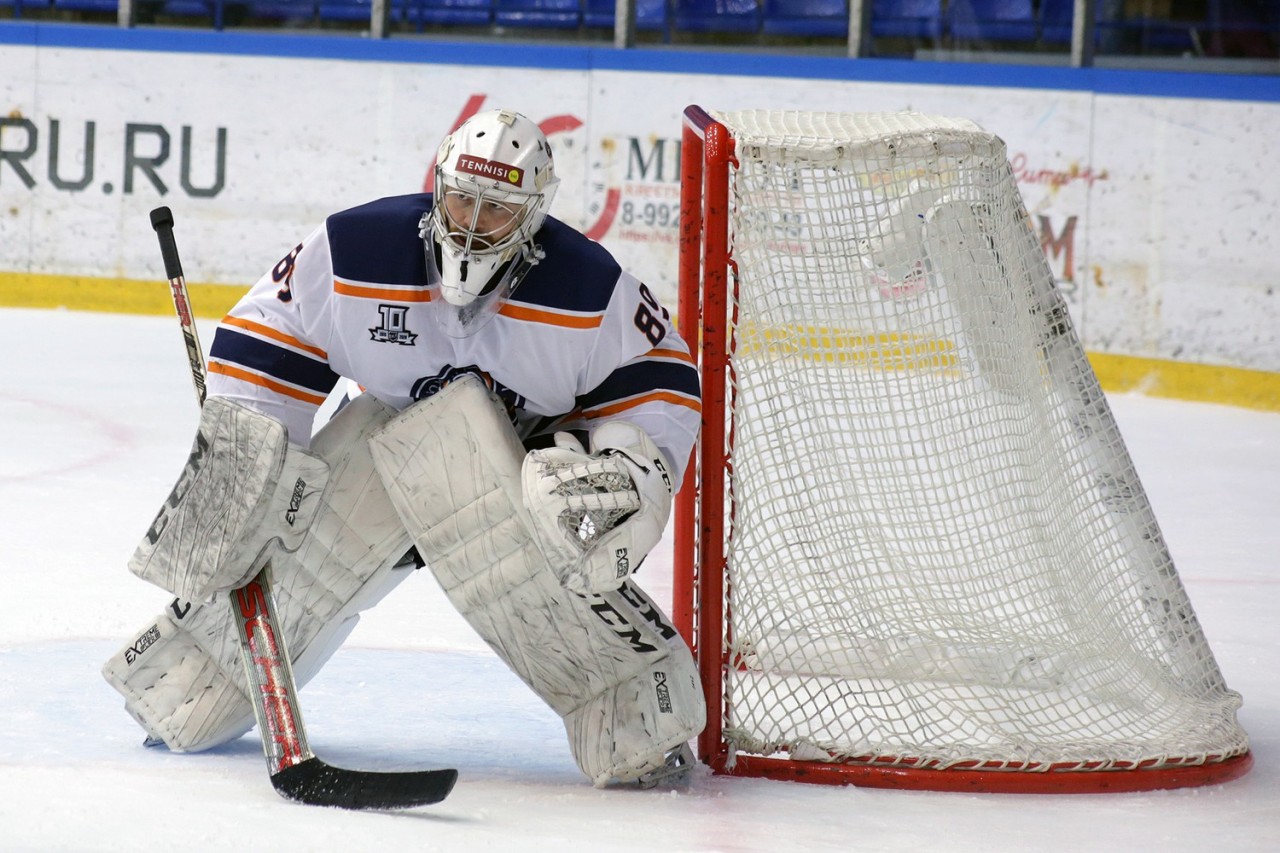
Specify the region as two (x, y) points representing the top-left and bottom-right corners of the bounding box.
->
(704, 109), (1248, 772)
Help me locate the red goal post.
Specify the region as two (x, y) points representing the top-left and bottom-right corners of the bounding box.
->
(672, 104), (1252, 793)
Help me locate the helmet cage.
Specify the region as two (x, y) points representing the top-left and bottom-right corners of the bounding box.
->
(432, 171), (544, 261)
(419, 212), (541, 339)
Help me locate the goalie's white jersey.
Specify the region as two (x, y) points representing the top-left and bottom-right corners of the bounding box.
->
(206, 193), (701, 480)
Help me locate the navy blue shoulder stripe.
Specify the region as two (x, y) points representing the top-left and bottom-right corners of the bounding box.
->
(325, 198), (623, 312)
(516, 217), (622, 314)
(326, 194), (433, 287)
(577, 358), (700, 411)
(210, 327), (340, 396)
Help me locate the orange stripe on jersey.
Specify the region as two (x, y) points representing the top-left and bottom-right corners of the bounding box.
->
(498, 302), (603, 329)
(584, 390), (701, 419)
(643, 345), (695, 366)
(221, 315), (328, 359)
(209, 362), (328, 406)
(334, 279), (432, 302)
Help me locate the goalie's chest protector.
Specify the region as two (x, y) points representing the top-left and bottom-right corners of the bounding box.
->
(322, 195), (625, 429)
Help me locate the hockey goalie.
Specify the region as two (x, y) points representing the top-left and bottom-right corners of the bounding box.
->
(102, 108), (704, 788)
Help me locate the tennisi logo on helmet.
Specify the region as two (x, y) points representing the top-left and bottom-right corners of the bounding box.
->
(423, 94), (581, 193)
(421, 96), (623, 240)
(455, 154), (522, 187)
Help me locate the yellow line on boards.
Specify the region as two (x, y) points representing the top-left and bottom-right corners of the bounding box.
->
(0, 271), (244, 319)
(1088, 353), (1280, 414)
(2, 271), (1278, 413)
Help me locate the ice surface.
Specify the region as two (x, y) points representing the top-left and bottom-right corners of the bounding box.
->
(1, 308), (1276, 851)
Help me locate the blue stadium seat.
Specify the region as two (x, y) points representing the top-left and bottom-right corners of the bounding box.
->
(1039, 0), (1072, 44)
(1209, 0), (1280, 56)
(1096, 15), (1199, 53)
(761, 0), (845, 38)
(1218, 0), (1280, 31)
(160, 0), (215, 19)
(582, 0), (666, 30)
(1136, 19), (1199, 51)
(948, 0), (1037, 43)
(318, 0), (375, 20)
(1047, 0), (1222, 55)
(148, 0), (314, 29)
(52, 0), (118, 11)
(871, 0), (943, 41)
(402, 0), (491, 27)
(672, 0), (760, 33)
(493, 0), (580, 28)
(242, 0), (318, 19)
(0, 0), (53, 16)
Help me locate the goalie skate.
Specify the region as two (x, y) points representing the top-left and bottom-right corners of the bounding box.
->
(637, 742), (695, 789)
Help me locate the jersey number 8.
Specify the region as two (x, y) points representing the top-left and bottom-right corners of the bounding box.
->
(633, 283), (668, 347)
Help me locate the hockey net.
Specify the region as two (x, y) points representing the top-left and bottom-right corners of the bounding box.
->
(672, 105), (1251, 793)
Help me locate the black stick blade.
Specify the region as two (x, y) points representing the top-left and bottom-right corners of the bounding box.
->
(271, 757), (458, 810)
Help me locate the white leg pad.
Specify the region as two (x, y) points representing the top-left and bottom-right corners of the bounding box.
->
(563, 583), (705, 785)
(102, 394), (418, 752)
(367, 377), (705, 785)
(102, 597), (254, 752)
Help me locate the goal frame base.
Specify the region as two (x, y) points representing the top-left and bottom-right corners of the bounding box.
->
(707, 751), (1255, 794)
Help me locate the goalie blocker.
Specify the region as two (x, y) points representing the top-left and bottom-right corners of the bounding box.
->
(105, 376), (703, 786)
(103, 393), (419, 752)
(128, 395), (331, 604)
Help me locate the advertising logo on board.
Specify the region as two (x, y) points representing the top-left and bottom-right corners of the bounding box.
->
(0, 117), (227, 198)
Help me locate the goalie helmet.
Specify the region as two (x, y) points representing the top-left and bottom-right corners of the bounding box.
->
(420, 109), (559, 335)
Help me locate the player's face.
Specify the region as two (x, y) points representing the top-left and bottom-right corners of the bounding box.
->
(441, 188), (526, 251)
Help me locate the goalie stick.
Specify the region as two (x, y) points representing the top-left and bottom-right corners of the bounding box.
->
(149, 206), (457, 810)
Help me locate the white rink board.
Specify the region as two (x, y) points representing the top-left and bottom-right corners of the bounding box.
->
(1, 31), (1277, 372)
(0, 43), (590, 288)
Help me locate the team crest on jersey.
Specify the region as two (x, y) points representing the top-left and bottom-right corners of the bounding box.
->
(370, 304), (418, 345)
(411, 364), (526, 417)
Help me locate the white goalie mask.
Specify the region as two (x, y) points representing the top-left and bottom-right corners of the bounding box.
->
(420, 109), (559, 335)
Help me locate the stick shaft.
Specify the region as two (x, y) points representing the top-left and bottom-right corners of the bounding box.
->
(150, 206), (207, 406)
(150, 206), (313, 775)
